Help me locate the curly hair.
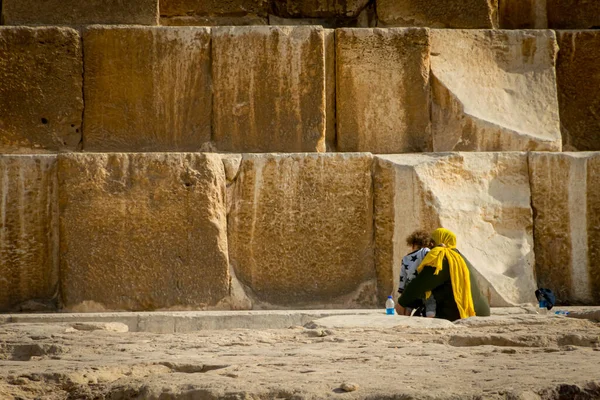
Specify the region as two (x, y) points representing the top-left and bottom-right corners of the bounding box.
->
(406, 230), (433, 248)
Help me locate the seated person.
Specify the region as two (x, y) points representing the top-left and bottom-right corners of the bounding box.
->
(397, 230), (436, 317)
(397, 228), (490, 321)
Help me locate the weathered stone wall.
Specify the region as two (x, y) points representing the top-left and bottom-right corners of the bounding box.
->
(0, 155), (58, 311)
(377, 0), (498, 28)
(430, 29), (561, 152)
(529, 152), (600, 305)
(335, 28), (431, 153)
(0, 27), (82, 153)
(556, 31), (600, 151)
(374, 153), (537, 307)
(160, 0), (269, 26)
(83, 26), (212, 152)
(2, 0), (159, 25)
(59, 153), (230, 311)
(212, 26), (326, 153)
(228, 153), (377, 307)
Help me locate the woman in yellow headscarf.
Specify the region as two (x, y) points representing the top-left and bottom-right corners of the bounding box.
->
(397, 228), (490, 321)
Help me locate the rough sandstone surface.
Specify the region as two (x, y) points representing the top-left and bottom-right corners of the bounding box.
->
(83, 27), (212, 152)
(335, 28), (431, 153)
(499, 0), (547, 29)
(159, 0), (268, 26)
(547, 0), (600, 29)
(272, 0), (370, 18)
(556, 31), (600, 151)
(374, 153), (537, 306)
(228, 153), (376, 307)
(1, 0), (158, 25)
(377, 0), (498, 28)
(0, 156), (58, 311)
(58, 153), (230, 311)
(212, 26), (326, 152)
(529, 152), (600, 305)
(430, 29), (561, 152)
(0, 27), (82, 153)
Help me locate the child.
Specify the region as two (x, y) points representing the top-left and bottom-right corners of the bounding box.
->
(397, 230), (436, 317)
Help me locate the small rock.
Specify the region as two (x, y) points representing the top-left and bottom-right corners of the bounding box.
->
(340, 382), (359, 392)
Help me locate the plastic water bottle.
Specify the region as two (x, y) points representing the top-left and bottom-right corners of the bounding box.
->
(386, 296), (395, 315)
(538, 300), (548, 315)
(554, 310), (570, 316)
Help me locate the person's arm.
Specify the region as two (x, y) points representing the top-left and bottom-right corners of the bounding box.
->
(399, 262), (407, 292)
(398, 265), (448, 308)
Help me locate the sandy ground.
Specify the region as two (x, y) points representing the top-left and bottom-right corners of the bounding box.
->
(1, 311), (600, 400)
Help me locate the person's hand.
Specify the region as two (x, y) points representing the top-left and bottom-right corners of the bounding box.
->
(395, 303), (405, 316)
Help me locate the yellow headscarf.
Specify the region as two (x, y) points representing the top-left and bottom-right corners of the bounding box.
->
(417, 228), (476, 319)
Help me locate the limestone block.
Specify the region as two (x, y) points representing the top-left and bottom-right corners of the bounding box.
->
(325, 29), (336, 150)
(160, 0), (268, 25)
(212, 26), (326, 153)
(556, 31), (600, 151)
(499, 0), (547, 29)
(0, 27), (82, 153)
(529, 152), (600, 305)
(336, 28), (431, 153)
(0, 155), (58, 311)
(2, 0), (158, 25)
(272, 0), (370, 18)
(83, 27), (211, 152)
(59, 153), (230, 311)
(377, 0), (499, 28)
(228, 153), (376, 307)
(430, 29), (561, 152)
(374, 153), (536, 307)
(547, 0), (600, 29)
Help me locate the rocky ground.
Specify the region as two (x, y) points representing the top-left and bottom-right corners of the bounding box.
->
(1, 310), (600, 400)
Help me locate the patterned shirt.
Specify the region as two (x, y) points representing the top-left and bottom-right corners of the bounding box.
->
(398, 248), (430, 292)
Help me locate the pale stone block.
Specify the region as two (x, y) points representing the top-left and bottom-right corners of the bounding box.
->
(2, 0), (158, 25)
(0, 155), (58, 311)
(374, 153), (536, 307)
(83, 27), (212, 152)
(556, 31), (600, 151)
(228, 153), (376, 307)
(59, 153), (230, 311)
(499, 0), (547, 28)
(377, 0), (498, 28)
(529, 152), (600, 305)
(547, 0), (600, 29)
(0, 27), (82, 153)
(212, 26), (326, 152)
(160, 0), (268, 25)
(430, 29), (561, 152)
(336, 28), (431, 153)
(272, 0), (370, 18)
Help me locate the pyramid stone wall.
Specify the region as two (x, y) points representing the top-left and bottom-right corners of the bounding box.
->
(1, 0), (599, 311)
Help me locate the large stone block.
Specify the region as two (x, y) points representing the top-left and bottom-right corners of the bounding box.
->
(529, 152), (600, 305)
(0, 27), (82, 153)
(430, 30), (561, 152)
(272, 0), (370, 18)
(59, 153), (230, 311)
(374, 153), (536, 306)
(377, 0), (499, 28)
(2, 0), (158, 25)
(83, 27), (212, 152)
(0, 155), (58, 311)
(212, 26), (326, 153)
(547, 0), (600, 29)
(498, 0), (547, 29)
(556, 31), (600, 151)
(228, 153), (377, 307)
(160, 0), (268, 26)
(336, 28), (431, 153)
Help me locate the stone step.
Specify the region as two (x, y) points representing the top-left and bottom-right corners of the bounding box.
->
(1, 0), (598, 29)
(2, 26), (598, 153)
(1, 152), (598, 312)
